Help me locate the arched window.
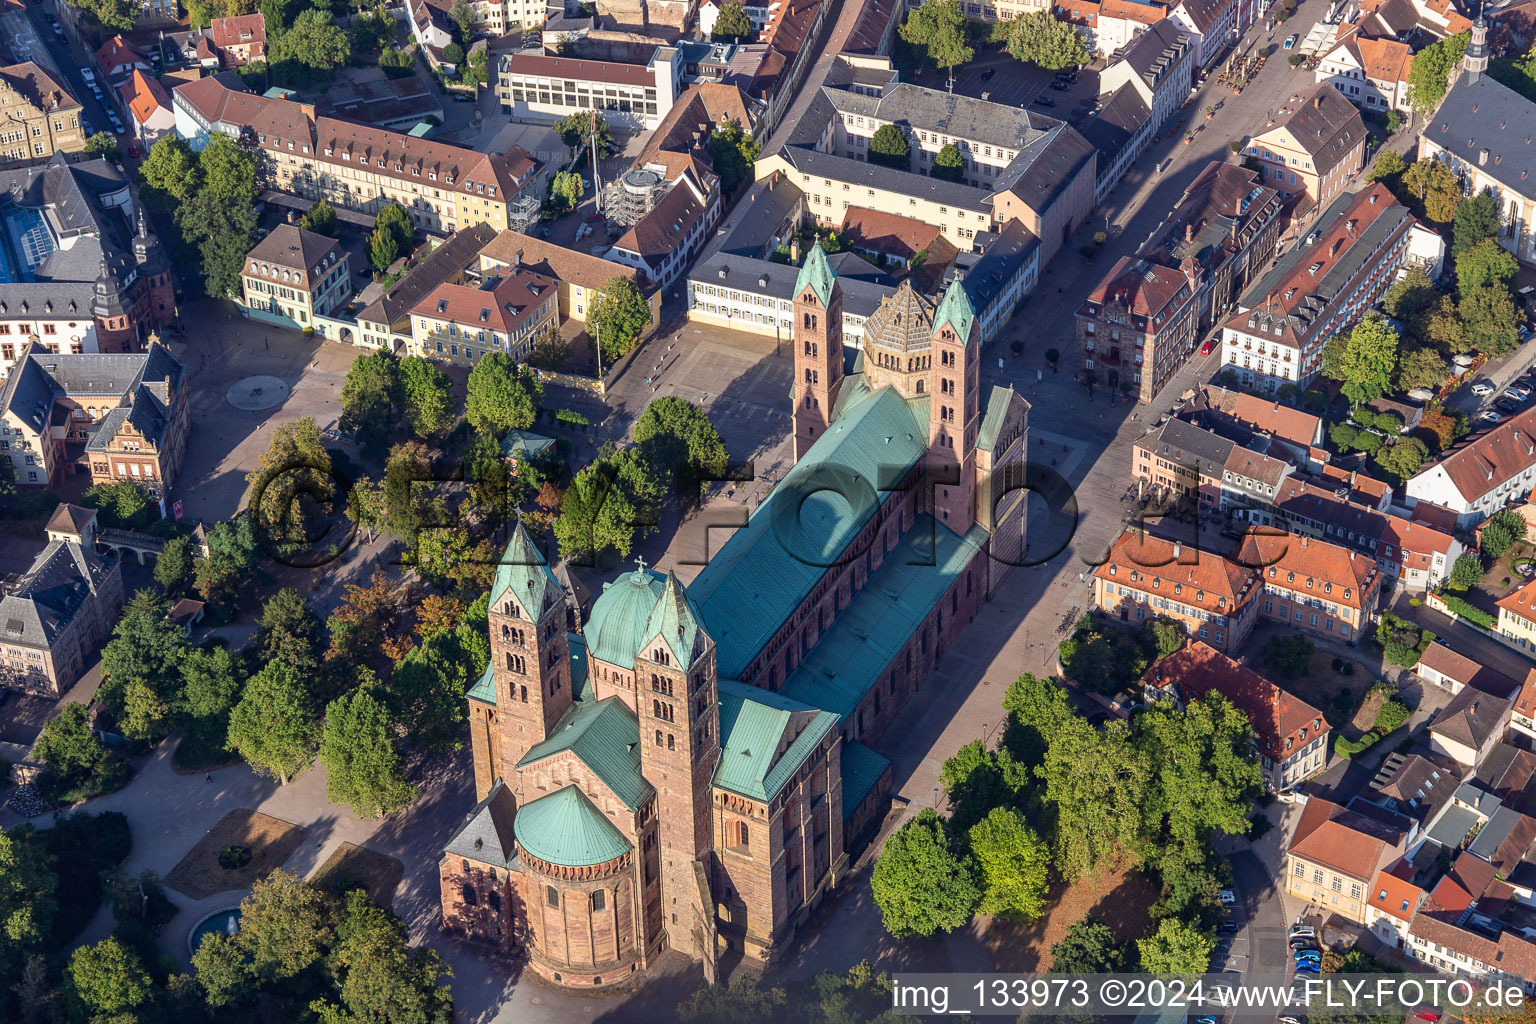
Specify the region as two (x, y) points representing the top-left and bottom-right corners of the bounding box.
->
(653, 699), (662, 718)
(667, 734), (676, 751)
(591, 889), (606, 911)
(546, 885), (559, 908)
(488, 889), (501, 912)
(462, 884), (477, 906)
(655, 729), (663, 745)
(739, 821), (750, 847)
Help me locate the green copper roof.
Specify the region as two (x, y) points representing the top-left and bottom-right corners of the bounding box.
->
(517, 697), (653, 811)
(644, 571), (708, 668)
(840, 741), (890, 821)
(498, 429), (555, 459)
(780, 515), (989, 720)
(690, 387), (927, 680)
(569, 632), (591, 702)
(715, 681), (839, 802)
(794, 243), (836, 308)
(513, 787), (631, 868)
(467, 662), (496, 705)
(933, 275), (977, 345)
(976, 385), (1025, 454)
(490, 522), (561, 620)
(586, 566), (667, 669)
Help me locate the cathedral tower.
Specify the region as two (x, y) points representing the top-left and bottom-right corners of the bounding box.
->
(635, 572), (721, 962)
(792, 244), (844, 461)
(928, 278), (980, 533)
(482, 522), (573, 796)
(1463, 6), (1489, 83)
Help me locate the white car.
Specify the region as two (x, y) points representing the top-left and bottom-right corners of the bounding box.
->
(1220, 889), (1237, 904)
(1482, 409), (1505, 423)
(1471, 382), (1495, 396)
(1507, 384), (1532, 400)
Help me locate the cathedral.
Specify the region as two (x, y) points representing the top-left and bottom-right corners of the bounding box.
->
(437, 246), (1031, 988)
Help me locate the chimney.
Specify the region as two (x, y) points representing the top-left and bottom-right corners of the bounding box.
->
(1313, 95), (1322, 109)
(1185, 222), (1194, 243)
(1479, 149), (1490, 166)
(1172, 541), (1182, 559)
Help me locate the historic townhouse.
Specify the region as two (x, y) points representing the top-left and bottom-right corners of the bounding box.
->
(1077, 256), (1198, 402)
(1092, 530), (1261, 652)
(1243, 84), (1365, 208)
(1513, 671), (1536, 742)
(1219, 184), (1412, 393)
(1406, 405), (1536, 528)
(1144, 641), (1330, 789)
(1131, 417), (1233, 508)
(1167, 0), (1238, 70)
(1285, 797), (1408, 926)
(407, 265), (559, 367)
(1098, 18), (1193, 135)
(1235, 529), (1382, 642)
(0, 344), (189, 493)
(172, 75), (545, 236)
(478, 232), (659, 331)
(439, 248), (1030, 985)
(208, 14), (267, 66)
(0, 62), (83, 167)
(1095, 0), (1170, 54)
(1315, 30), (1413, 115)
(0, 504), (123, 699)
(240, 226), (352, 331)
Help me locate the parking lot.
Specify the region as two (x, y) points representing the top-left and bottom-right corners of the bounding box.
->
(909, 48), (1100, 122)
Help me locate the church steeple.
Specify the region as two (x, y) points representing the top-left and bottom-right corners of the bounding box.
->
(791, 244), (844, 461)
(1465, 2), (1489, 83)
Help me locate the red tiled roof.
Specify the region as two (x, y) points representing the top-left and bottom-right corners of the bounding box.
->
(1416, 640), (1520, 695)
(1084, 255), (1194, 322)
(1100, 0), (1167, 22)
(1516, 669), (1536, 721)
(1497, 577), (1536, 624)
(1450, 850), (1500, 900)
(613, 181), (705, 263)
(1369, 864), (1424, 923)
(1237, 529), (1378, 609)
(411, 268), (555, 337)
(210, 13), (267, 52)
(478, 232), (647, 294)
(119, 69), (170, 128)
(1145, 641), (1329, 760)
(1289, 797), (1400, 881)
(1423, 404), (1536, 507)
(1095, 531), (1257, 614)
(95, 35), (148, 76)
(840, 206), (959, 263)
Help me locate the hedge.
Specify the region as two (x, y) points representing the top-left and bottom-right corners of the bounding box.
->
(1439, 594), (1497, 630)
(1335, 732), (1380, 759)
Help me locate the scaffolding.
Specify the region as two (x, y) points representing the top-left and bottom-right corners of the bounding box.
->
(507, 192), (539, 234)
(601, 167), (668, 232)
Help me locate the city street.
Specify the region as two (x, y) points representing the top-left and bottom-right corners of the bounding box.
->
(24, 1), (129, 140)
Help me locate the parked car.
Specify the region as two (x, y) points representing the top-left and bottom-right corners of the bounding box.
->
(1220, 889), (1236, 904)
(1412, 1013), (1441, 1022)
(1497, 398), (1521, 413)
(1200, 337), (1216, 355)
(1284, 33), (1299, 48)
(451, 93), (475, 103)
(1056, 71), (1077, 82)
(1218, 920), (1238, 933)
(1033, 96), (1056, 106)
(1506, 383), (1531, 400)
(1050, 80), (1071, 91)
(1294, 963), (1320, 975)
(980, 67), (995, 81)
(1472, 381), (1495, 395)
(52, 23), (65, 37)
(1482, 409), (1505, 423)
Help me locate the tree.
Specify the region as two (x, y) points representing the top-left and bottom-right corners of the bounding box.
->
(198, 131), (260, 203)
(1050, 917), (1128, 973)
(444, 44), (465, 68)
(1402, 158), (1462, 224)
(461, 46), (490, 87)
(867, 124), (911, 171)
(0, 830), (56, 992)
(634, 395), (730, 483)
(1137, 917), (1216, 975)
(1406, 32), (1469, 111)
(706, 119), (760, 195)
(1364, 147), (1407, 186)
(448, 0), (475, 40)
(320, 688), (417, 818)
(154, 534), (194, 593)
(326, 569), (401, 665)
(1040, 719), (1153, 879)
(1330, 314), (1400, 406)
(1395, 346), (1447, 393)
(870, 809), (979, 938)
(254, 588), (327, 673)
(370, 221), (401, 272)
(1453, 191), (1502, 256)
(1145, 617), (1186, 660)
(99, 589), (186, 735)
(1457, 237), (1520, 292)
(398, 356), (454, 438)
(340, 347), (401, 455)
(554, 447), (665, 562)
(968, 806), (1049, 921)
(932, 143), (964, 182)
(83, 478), (153, 529)
(350, 7), (394, 52)
(299, 198), (338, 236)
(551, 169), (584, 210)
(1375, 436), (1430, 483)
(246, 418), (337, 550)
(1262, 633), (1314, 679)
(589, 276), (653, 362)
(191, 932), (253, 1007)
(269, 8), (352, 87)
(551, 110), (614, 155)
(235, 868), (332, 982)
(1462, 285), (1526, 357)
(178, 643), (247, 722)
(1480, 507), (1528, 559)
(195, 516), (261, 606)
(84, 131), (121, 161)
(897, 0), (973, 90)
(941, 739), (1029, 836)
(380, 45), (415, 78)
(1001, 671), (1077, 768)
(389, 633), (470, 753)
(67, 937), (154, 1020)
(466, 352), (543, 435)
(226, 660), (319, 784)
(1006, 10), (1090, 70)
(180, 189), (258, 298)
(261, 0), (288, 32)
(711, 0), (754, 40)
(315, 889), (454, 1024)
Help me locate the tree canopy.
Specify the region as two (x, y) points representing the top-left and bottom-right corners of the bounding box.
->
(707, 119), (761, 195)
(1452, 191), (1501, 256)
(868, 124), (911, 170)
(298, 198), (338, 236)
(870, 809), (980, 938)
(226, 660), (320, 784)
(897, 0), (973, 88)
(1006, 10), (1090, 70)
(465, 352), (543, 436)
(1331, 314), (1400, 406)
(932, 143), (965, 182)
(1050, 917), (1129, 972)
(968, 806), (1050, 921)
(711, 0), (754, 40)
(269, 9), (352, 87)
(1137, 917), (1216, 975)
(1457, 237), (1520, 292)
(320, 687), (417, 818)
(1406, 32), (1469, 111)
(589, 276), (653, 362)
(1402, 158), (1461, 224)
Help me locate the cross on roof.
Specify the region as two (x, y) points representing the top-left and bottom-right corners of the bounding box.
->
(634, 555), (647, 574)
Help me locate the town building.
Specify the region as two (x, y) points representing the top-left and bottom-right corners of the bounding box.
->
(208, 14), (267, 66)
(94, 36), (152, 90)
(0, 504), (123, 699)
(354, 226), (498, 352)
(1406, 405), (1536, 528)
(1055, 0), (1103, 55)
(1179, 382), (1325, 457)
(1314, 30), (1413, 115)
(1076, 255), (1198, 402)
(1131, 417), (1233, 508)
(478, 231), (659, 332)
(239, 226), (353, 331)
(1235, 529), (1383, 643)
(1091, 530), (1261, 652)
(172, 75), (547, 236)
(0, 343), (189, 493)
(1094, 0), (1170, 55)
(496, 50), (684, 131)
(1242, 84), (1365, 208)
(119, 69), (175, 146)
(1166, 0), (1237, 70)
(1218, 183), (1412, 393)
(1077, 81), (1153, 201)
(1143, 641), (1330, 789)
(606, 163), (715, 288)
(1285, 796), (1408, 926)
(1366, 860), (1427, 950)
(316, 75), (447, 133)
(0, 156), (176, 381)
(1419, 18), (1536, 261)
(1415, 640), (1521, 697)
(1497, 578), (1536, 658)
(1097, 20), (1193, 154)
(1514, 671), (1536, 742)
(406, 265), (560, 367)
(1428, 682), (1517, 770)
(438, 247), (1030, 985)
(0, 62), (84, 167)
